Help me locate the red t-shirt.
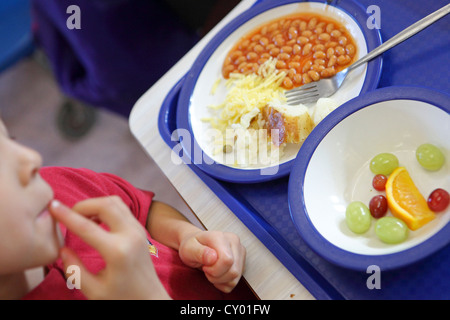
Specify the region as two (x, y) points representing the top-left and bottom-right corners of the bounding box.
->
(23, 167), (255, 300)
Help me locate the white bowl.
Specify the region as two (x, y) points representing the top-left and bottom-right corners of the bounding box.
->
(288, 86), (450, 271)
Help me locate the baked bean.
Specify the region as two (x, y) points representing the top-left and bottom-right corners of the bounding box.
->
(286, 39), (296, 46)
(230, 50), (243, 61)
(326, 47), (334, 59)
(331, 30), (341, 38)
(260, 26), (268, 36)
(302, 60), (313, 73)
(301, 30), (313, 37)
(291, 55), (301, 62)
(302, 73), (312, 84)
(247, 52), (258, 61)
(258, 58), (268, 65)
(302, 43), (312, 55)
(308, 70), (320, 81)
(338, 36), (348, 46)
(315, 26), (324, 35)
(337, 54), (351, 65)
(239, 39), (250, 50)
(254, 44), (265, 54)
(318, 33), (331, 42)
(268, 22), (279, 33)
(308, 17), (318, 30)
(311, 64), (325, 72)
(278, 53), (291, 61)
(299, 21), (307, 31)
(328, 55), (337, 67)
(276, 60), (287, 69)
(270, 47), (280, 56)
(283, 77), (294, 89)
(251, 34), (262, 42)
(288, 27), (298, 40)
(235, 55), (246, 65)
(297, 36), (309, 45)
(259, 37), (269, 46)
(293, 44), (301, 55)
(314, 59), (326, 65)
(335, 46), (345, 55)
(223, 13), (357, 89)
(312, 44), (325, 52)
(291, 19), (301, 28)
(288, 68), (297, 78)
(346, 44), (356, 56)
(289, 61), (301, 69)
(281, 46), (293, 54)
(271, 30), (281, 38)
(321, 67), (336, 77)
(293, 73), (303, 84)
(313, 51), (326, 59)
(274, 35), (285, 47)
(223, 64), (235, 78)
(326, 23), (334, 33)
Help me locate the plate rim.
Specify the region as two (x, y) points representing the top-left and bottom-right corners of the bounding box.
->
(288, 86), (450, 271)
(177, 0), (383, 183)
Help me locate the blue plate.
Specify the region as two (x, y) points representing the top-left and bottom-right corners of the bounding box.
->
(177, 0), (383, 183)
(288, 86), (450, 271)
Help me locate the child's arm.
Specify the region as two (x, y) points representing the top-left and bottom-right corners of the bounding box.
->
(147, 201), (246, 293)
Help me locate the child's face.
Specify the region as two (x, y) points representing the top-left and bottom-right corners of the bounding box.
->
(0, 121), (62, 274)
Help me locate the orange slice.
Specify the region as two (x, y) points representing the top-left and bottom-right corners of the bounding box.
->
(386, 167), (435, 230)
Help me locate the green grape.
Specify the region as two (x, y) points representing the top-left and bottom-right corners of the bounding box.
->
(370, 153), (399, 175)
(375, 217), (408, 244)
(346, 201), (372, 234)
(416, 143), (445, 171)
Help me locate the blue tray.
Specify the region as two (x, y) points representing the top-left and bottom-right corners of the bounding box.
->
(158, 0), (450, 299)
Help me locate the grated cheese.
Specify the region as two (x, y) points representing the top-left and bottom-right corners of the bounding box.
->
(205, 58), (287, 132)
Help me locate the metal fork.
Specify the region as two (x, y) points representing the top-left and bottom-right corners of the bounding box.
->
(285, 3), (450, 106)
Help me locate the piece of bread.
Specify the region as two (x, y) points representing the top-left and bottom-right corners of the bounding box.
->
(253, 104), (314, 146)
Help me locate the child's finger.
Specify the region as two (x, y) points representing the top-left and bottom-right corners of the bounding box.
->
(195, 232), (236, 278)
(180, 237), (218, 268)
(71, 196), (136, 232)
(50, 200), (111, 254)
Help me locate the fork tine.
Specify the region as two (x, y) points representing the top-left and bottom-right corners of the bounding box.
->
(287, 93), (320, 103)
(287, 95), (320, 105)
(284, 82), (317, 96)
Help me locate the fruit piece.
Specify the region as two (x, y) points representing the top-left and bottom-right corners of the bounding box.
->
(370, 153), (399, 175)
(375, 217), (408, 244)
(427, 188), (450, 212)
(416, 143), (445, 171)
(345, 201), (372, 234)
(372, 174), (387, 191)
(385, 167), (435, 230)
(369, 195), (388, 218)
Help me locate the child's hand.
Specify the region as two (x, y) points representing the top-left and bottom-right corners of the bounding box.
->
(50, 197), (170, 300)
(178, 230), (246, 293)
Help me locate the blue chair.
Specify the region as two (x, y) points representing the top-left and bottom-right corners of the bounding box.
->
(0, 0), (34, 73)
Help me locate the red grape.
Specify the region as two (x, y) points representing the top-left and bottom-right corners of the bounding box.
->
(369, 195), (388, 218)
(372, 174), (387, 191)
(427, 188), (450, 212)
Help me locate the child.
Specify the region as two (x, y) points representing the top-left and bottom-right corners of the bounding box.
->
(0, 119), (255, 300)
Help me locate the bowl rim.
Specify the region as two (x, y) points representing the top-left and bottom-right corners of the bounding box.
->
(176, 0), (383, 183)
(288, 86), (450, 271)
